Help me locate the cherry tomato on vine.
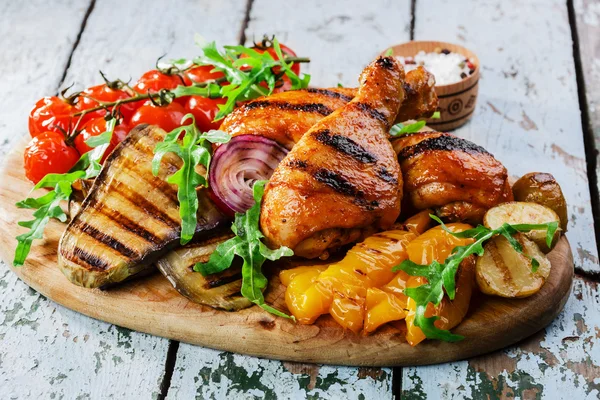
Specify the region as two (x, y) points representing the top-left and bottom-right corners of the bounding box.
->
(244, 42), (301, 75)
(182, 65), (225, 86)
(24, 132), (80, 184)
(76, 84), (138, 124)
(184, 96), (226, 132)
(29, 97), (75, 138)
(129, 101), (187, 133)
(74, 118), (130, 162)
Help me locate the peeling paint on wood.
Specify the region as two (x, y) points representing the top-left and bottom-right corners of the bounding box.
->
(402, 277), (600, 399)
(574, 0), (600, 190)
(167, 345), (392, 400)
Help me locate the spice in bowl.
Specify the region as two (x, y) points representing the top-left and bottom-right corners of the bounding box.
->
(396, 48), (476, 86)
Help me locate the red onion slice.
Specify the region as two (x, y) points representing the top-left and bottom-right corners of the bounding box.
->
(209, 135), (289, 215)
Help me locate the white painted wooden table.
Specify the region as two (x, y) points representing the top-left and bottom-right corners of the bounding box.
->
(1, 1), (599, 398)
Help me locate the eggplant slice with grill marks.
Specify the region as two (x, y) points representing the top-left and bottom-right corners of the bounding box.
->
(58, 124), (227, 288)
(156, 232), (252, 311)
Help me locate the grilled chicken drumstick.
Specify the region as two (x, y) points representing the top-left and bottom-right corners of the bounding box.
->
(260, 57), (406, 259)
(392, 132), (513, 223)
(220, 67), (437, 149)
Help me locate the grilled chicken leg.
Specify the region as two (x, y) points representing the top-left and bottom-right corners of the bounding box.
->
(260, 57), (406, 259)
(393, 132), (513, 223)
(220, 67), (437, 149)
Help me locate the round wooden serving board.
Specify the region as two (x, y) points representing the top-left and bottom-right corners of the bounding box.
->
(0, 140), (574, 367)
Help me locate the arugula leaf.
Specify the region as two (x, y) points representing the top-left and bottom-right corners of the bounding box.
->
(392, 214), (559, 341)
(152, 114), (230, 245)
(384, 48), (394, 56)
(431, 111), (441, 119)
(195, 180), (294, 319)
(193, 40), (310, 120)
(390, 120), (426, 136)
(14, 117), (117, 266)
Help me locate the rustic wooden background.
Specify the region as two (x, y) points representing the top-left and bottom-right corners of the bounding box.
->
(1, 0), (599, 398)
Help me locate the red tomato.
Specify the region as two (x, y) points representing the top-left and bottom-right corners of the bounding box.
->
(184, 96), (226, 132)
(74, 118), (130, 162)
(29, 97), (75, 138)
(133, 69), (185, 94)
(76, 84), (138, 124)
(129, 101), (187, 132)
(182, 65), (225, 86)
(245, 42), (300, 75)
(24, 132), (80, 184)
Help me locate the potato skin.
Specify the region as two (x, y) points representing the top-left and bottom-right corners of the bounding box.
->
(512, 172), (568, 231)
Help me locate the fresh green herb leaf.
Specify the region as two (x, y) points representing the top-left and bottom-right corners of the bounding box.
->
(390, 120), (426, 136)
(431, 111), (441, 119)
(14, 118), (117, 266)
(392, 214), (559, 341)
(152, 114), (231, 245)
(193, 40), (310, 120)
(195, 180), (294, 319)
(337, 83), (344, 88)
(384, 48), (394, 56)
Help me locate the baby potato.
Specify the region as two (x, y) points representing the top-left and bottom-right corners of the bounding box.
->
(483, 202), (561, 252)
(476, 233), (551, 298)
(512, 172), (568, 231)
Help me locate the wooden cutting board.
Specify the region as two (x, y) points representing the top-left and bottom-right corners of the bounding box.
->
(0, 140), (574, 367)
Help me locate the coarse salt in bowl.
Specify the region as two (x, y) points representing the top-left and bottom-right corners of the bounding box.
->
(384, 41), (480, 131)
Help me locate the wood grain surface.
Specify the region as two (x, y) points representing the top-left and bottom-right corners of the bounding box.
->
(0, 137), (574, 367)
(2, 0), (600, 398)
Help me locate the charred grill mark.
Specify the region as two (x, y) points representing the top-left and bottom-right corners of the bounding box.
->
(353, 102), (389, 127)
(376, 167), (398, 184)
(304, 88), (354, 102)
(398, 134), (491, 160)
(244, 100), (333, 116)
(376, 56), (396, 69)
(68, 247), (112, 272)
(110, 186), (180, 229)
(287, 158), (308, 170)
(204, 272), (243, 289)
(89, 200), (163, 244)
(72, 220), (139, 259)
(313, 169), (359, 196)
(117, 158), (180, 204)
(314, 129), (377, 163)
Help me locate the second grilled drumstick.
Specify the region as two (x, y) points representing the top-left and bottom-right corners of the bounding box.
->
(220, 66), (437, 149)
(260, 57), (406, 259)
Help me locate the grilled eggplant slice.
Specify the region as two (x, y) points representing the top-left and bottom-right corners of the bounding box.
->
(58, 124), (227, 288)
(157, 232), (251, 311)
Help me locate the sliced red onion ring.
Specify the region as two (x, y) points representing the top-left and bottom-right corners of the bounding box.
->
(209, 134), (289, 215)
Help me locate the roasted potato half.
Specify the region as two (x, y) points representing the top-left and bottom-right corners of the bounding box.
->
(476, 233), (551, 298)
(512, 172), (568, 231)
(483, 202), (561, 252)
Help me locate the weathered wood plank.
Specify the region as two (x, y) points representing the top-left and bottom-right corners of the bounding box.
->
(167, 346), (392, 399)
(413, 0), (598, 275)
(402, 277), (600, 399)
(242, 0), (413, 87)
(164, 1), (412, 398)
(574, 0), (600, 216)
(63, 0), (248, 88)
(0, 1), (172, 397)
(403, 0), (600, 397)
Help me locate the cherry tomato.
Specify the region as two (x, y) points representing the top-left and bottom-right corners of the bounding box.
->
(184, 96), (226, 132)
(24, 132), (80, 184)
(129, 101), (187, 132)
(133, 69), (187, 107)
(29, 97), (75, 138)
(243, 42), (300, 76)
(182, 65), (225, 86)
(76, 84), (138, 124)
(74, 118), (130, 162)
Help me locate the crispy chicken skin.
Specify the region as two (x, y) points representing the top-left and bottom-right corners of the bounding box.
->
(393, 132), (513, 223)
(260, 57), (406, 259)
(219, 67), (437, 150)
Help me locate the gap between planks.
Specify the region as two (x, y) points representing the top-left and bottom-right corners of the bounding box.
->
(567, 0), (600, 282)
